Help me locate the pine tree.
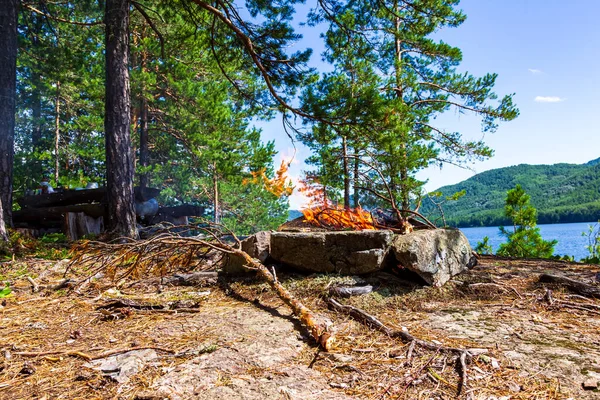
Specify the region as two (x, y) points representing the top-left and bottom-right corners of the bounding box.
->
(497, 184), (556, 258)
(303, 0), (519, 213)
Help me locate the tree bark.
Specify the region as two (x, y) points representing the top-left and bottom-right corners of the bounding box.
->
(105, 0), (137, 238)
(353, 149), (360, 208)
(342, 136), (350, 209)
(54, 81), (61, 185)
(213, 166), (220, 224)
(0, 0), (18, 230)
(139, 95), (149, 189)
(0, 197), (7, 242)
(394, 0), (410, 211)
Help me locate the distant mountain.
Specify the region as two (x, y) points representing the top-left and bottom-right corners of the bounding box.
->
(422, 158), (600, 227)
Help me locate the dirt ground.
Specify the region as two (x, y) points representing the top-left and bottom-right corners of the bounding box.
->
(0, 255), (599, 399)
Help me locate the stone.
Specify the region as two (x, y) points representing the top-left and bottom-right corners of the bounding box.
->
(269, 230), (394, 275)
(223, 231), (272, 274)
(582, 378), (598, 390)
(391, 228), (476, 287)
(84, 349), (158, 384)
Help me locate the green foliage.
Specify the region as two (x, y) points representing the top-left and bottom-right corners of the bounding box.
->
(0, 286), (12, 298)
(0, 230), (70, 260)
(496, 185), (557, 258)
(581, 221), (600, 264)
(422, 159), (600, 227)
(300, 0), (518, 211)
(475, 236), (493, 255)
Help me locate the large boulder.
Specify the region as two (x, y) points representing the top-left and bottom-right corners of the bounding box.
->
(223, 231), (272, 274)
(270, 230), (394, 275)
(391, 228), (476, 287)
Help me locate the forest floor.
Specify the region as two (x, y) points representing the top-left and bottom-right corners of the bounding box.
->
(0, 254), (599, 399)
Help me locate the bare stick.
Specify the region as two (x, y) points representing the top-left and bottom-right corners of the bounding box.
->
(26, 276), (39, 293)
(327, 298), (470, 354)
(458, 351), (468, 396)
(539, 274), (600, 298)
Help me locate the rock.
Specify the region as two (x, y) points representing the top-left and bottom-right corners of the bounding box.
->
(391, 228), (476, 287)
(270, 230), (394, 275)
(135, 198), (159, 220)
(507, 381), (521, 393)
(223, 231), (272, 274)
(84, 349), (157, 384)
(582, 378), (598, 390)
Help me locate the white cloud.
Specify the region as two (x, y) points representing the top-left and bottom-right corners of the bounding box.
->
(528, 68), (543, 74)
(534, 96), (564, 103)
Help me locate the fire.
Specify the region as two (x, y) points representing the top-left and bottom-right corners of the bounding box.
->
(297, 173), (375, 230)
(302, 205), (376, 231)
(244, 160), (294, 197)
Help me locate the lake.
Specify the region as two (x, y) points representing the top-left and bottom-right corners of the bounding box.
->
(460, 221), (599, 261)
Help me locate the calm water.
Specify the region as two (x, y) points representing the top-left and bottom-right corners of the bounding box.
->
(460, 221), (599, 261)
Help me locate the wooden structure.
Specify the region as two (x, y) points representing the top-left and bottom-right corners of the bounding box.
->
(14, 187), (204, 240)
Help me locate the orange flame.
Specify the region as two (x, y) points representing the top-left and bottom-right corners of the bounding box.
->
(301, 205), (375, 231)
(298, 172), (375, 230)
(243, 160), (294, 197)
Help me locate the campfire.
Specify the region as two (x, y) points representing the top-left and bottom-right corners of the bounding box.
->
(301, 206), (375, 231)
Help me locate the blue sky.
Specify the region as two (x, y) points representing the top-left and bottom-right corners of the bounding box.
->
(255, 0), (600, 209)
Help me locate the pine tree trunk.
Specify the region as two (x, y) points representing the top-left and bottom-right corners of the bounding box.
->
(54, 81), (61, 185)
(0, 197), (7, 242)
(139, 93), (149, 190)
(31, 15), (43, 178)
(342, 136), (350, 209)
(213, 168), (220, 224)
(0, 0), (17, 230)
(105, 0), (137, 238)
(394, 1), (410, 211)
(353, 150), (360, 208)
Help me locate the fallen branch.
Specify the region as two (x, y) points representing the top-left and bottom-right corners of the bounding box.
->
(162, 271), (218, 286)
(329, 285), (373, 298)
(539, 274), (600, 299)
(458, 351), (468, 396)
(327, 298), (472, 354)
(91, 346), (174, 360)
(14, 350), (92, 361)
(26, 276), (39, 293)
(467, 282), (523, 299)
(540, 289), (600, 315)
(70, 224), (336, 351)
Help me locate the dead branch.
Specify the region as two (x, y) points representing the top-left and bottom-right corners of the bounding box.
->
(14, 350), (93, 361)
(458, 351), (468, 396)
(69, 223), (335, 351)
(90, 346), (174, 360)
(26, 276), (39, 293)
(326, 298), (475, 355)
(539, 274), (600, 298)
(329, 285), (373, 298)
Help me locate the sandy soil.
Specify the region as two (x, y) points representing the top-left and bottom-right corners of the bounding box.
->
(0, 255), (599, 399)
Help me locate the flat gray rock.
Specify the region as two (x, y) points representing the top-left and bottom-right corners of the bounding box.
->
(391, 228), (476, 286)
(270, 230), (394, 275)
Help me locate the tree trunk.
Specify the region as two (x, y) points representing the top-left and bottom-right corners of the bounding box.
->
(54, 81), (61, 186)
(353, 150), (360, 208)
(139, 96), (149, 189)
(213, 167), (220, 224)
(0, 0), (18, 230)
(105, 0), (137, 238)
(0, 197), (7, 242)
(342, 136), (350, 209)
(394, 1), (410, 211)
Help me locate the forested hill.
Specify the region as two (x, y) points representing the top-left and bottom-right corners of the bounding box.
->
(423, 158), (600, 227)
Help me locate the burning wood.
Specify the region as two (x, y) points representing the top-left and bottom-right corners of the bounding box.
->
(301, 206), (376, 231)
